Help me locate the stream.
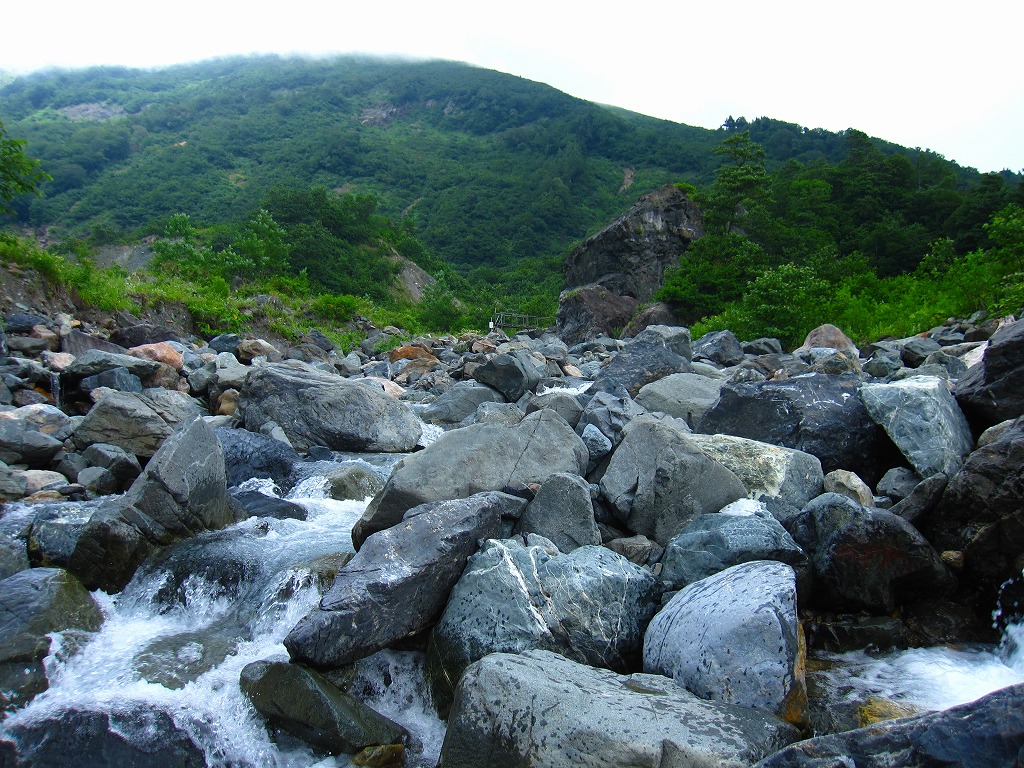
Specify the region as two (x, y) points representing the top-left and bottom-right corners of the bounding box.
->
(0, 444), (1021, 766)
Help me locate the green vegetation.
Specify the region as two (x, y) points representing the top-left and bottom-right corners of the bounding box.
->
(659, 131), (1024, 347)
(0, 118), (50, 213)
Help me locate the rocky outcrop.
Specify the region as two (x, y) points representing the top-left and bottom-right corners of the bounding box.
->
(555, 286), (638, 347)
(239, 362), (422, 452)
(563, 185), (703, 303)
(438, 650), (799, 768)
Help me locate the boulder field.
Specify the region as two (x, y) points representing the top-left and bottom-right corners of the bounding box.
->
(1, 305), (1023, 766)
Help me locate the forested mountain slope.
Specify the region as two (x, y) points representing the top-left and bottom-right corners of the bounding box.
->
(0, 55), (1003, 270)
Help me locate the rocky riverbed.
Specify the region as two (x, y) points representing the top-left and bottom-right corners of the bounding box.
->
(1, 296), (1023, 767)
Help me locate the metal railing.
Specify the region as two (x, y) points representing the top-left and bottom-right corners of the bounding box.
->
(490, 311), (555, 331)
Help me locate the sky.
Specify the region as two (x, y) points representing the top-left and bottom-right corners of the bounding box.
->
(2, 0), (1022, 174)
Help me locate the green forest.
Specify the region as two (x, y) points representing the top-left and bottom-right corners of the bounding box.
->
(1, 55), (1022, 347)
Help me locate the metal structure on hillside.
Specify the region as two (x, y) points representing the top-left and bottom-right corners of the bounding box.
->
(490, 311), (556, 332)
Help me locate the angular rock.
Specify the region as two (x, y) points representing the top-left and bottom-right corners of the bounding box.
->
(427, 538), (659, 710)
(692, 329), (745, 367)
(215, 426), (299, 489)
(588, 325), (693, 397)
(644, 561), (807, 724)
(660, 501), (808, 588)
(515, 473), (600, 551)
(686, 433), (824, 523)
(955, 318), (1024, 427)
(791, 493), (956, 613)
(523, 390), (584, 429)
(81, 443), (143, 489)
(574, 389), (647, 448)
(73, 389), (205, 458)
(754, 682), (1024, 768)
(861, 375), (974, 478)
(463, 401), (524, 427)
(823, 469), (876, 507)
(0, 536), (29, 581)
(472, 350), (545, 402)
(77, 465), (119, 494)
(240, 363), (421, 452)
(635, 372), (724, 430)
(599, 416), (746, 544)
(900, 336), (943, 368)
(108, 324), (182, 348)
(77, 366), (144, 394)
(418, 381), (505, 424)
(701, 373), (898, 484)
(924, 415), (1024, 606)
(240, 660), (409, 755)
(64, 348), (163, 381)
(354, 410), (586, 548)
(889, 472), (948, 524)
(0, 417), (64, 467)
(438, 650), (798, 768)
(285, 493), (510, 668)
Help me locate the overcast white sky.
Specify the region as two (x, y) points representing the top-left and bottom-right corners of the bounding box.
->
(2, 0), (1021, 174)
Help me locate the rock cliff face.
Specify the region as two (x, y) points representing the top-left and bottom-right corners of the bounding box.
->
(562, 185), (703, 303)
(558, 185), (701, 344)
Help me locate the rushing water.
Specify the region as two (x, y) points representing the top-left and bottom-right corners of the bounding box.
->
(0, 457), (445, 767)
(1, 440), (1022, 764)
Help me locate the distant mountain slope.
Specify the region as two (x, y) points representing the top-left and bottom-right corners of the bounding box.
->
(0, 55), (1001, 267)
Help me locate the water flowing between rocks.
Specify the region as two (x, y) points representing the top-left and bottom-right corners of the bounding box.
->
(1, 442), (1021, 766)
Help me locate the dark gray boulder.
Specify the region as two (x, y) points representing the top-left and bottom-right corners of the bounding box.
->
(438, 649), (799, 768)
(108, 323), (183, 347)
(214, 426), (299, 489)
(924, 414), (1024, 607)
(77, 366), (143, 394)
(791, 493), (956, 613)
(861, 375), (974, 478)
(0, 418), (64, 467)
(354, 410), (586, 548)
(599, 416), (746, 544)
(660, 501), (808, 588)
(230, 489), (306, 520)
(588, 325), (693, 397)
(285, 493), (511, 669)
(0, 567), (103, 712)
(240, 363), (421, 452)
(515, 473), (600, 551)
(701, 373), (898, 484)
(472, 350), (545, 402)
(574, 389), (647, 449)
(64, 348), (163, 381)
(81, 443), (142, 490)
(523, 390), (584, 429)
(239, 660), (409, 755)
(692, 329), (746, 367)
(889, 472), (948, 524)
(955, 318), (1024, 428)
(555, 284), (639, 346)
(2, 707), (206, 767)
(644, 561), (807, 725)
(0, 536), (28, 581)
(73, 389), (205, 459)
(427, 538), (659, 710)
(754, 682), (1024, 768)
(635, 372), (725, 430)
(418, 381), (505, 424)
(30, 417), (231, 592)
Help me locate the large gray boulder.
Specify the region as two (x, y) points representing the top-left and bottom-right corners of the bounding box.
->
(861, 375), (974, 478)
(29, 416), (232, 592)
(72, 389), (205, 458)
(354, 410), (587, 548)
(214, 426), (300, 489)
(700, 373), (897, 484)
(284, 493), (514, 669)
(635, 372), (725, 430)
(472, 350), (546, 402)
(574, 389), (647, 449)
(924, 414), (1024, 607)
(686, 433), (824, 524)
(791, 493), (956, 613)
(644, 561), (806, 725)
(599, 416), (746, 544)
(239, 660), (409, 755)
(660, 501), (808, 588)
(64, 348), (163, 381)
(239, 362), (421, 452)
(954, 318), (1024, 428)
(0, 567), (103, 712)
(692, 329), (745, 367)
(418, 381), (505, 424)
(754, 682), (1024, 768)
(438, 650), (799, 768)
(589, 325), (693, 397)
(427, 538), (659, 709)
